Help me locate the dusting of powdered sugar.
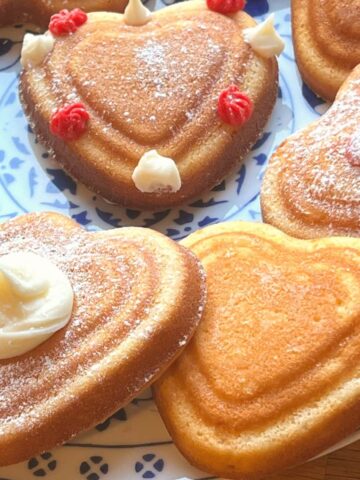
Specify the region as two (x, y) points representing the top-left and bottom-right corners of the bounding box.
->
(266, 76), (360, 232)
(0, 215), (190, 434)
(40, 12), (245, 146)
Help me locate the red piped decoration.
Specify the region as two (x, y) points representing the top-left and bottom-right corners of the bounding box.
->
(49, 8), (88, 36)
(50, 103), (90, 141)
(218, 85), (253, 126)
(207, 0), (245, 14)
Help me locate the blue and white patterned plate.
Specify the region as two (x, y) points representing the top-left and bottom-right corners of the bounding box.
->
(0, 1), (358, 479)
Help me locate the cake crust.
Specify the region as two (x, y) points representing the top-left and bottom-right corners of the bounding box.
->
(292, 0), (360, 101)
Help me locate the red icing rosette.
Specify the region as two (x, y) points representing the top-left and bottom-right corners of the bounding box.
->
(207, 0), (246, 14)
(49, 8), (88, 36)
(218, 85), (253, 126)
(50, 103), (90, 141)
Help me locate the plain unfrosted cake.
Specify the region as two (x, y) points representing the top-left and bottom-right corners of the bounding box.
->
(19, 0), (278, 209)
(0, 0), (127, 27)
(154, 221), (360, 480)
(0, 212), (206, 466)
(292, 0), (360, 101)
(261, 64), (360, 239)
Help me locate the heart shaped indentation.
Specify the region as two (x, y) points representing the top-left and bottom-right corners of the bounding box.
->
(177, 229), (360, 430)
(66, 11), (247, 147)
(70, 22), (229, 144)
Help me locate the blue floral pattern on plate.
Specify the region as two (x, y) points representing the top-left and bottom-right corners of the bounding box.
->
(1, 1), (354, 479)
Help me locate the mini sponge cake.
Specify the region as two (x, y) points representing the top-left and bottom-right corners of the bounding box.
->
(20, 0), (278, 209)
(0, 212), (206, 466)
(154, 221), (360, 480)
(292, 0), (360, 101)
(261, 65), (360, 239)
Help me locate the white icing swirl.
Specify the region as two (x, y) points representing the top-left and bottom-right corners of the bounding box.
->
(124, 0), (152, 26)
(21, 32), (55, 68)
(0, 252), (73, 359)
(132, 149), (182, 193)
(243, 14), (285, 58)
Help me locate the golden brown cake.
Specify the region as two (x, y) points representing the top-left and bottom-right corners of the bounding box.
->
(0, 0), (127, 27)
(261, 65), (360, 239)
(154, 221), (360, 480)
(292, 0), (360, 101)
(0, 211), (206, 466)
(19, 0), (278, 209)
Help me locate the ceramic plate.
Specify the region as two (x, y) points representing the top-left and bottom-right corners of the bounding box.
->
(0, 1), (358, 479)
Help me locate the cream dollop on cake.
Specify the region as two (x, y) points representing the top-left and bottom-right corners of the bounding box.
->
(0, 252), (73, 359)
(124, 0), (152, 26)
(21, 32), (55, 68)
(132, 150), (181, 193)
(243, 14), (284, 58)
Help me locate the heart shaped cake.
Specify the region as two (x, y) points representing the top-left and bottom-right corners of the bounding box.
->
(261, 64), (360, 239)
(154, 221), (360, 479)
(292, 0), (360, 101)
(0, 211), (206, 466)
(0, 0), (126, 27)
(20, 0), (278, 209)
